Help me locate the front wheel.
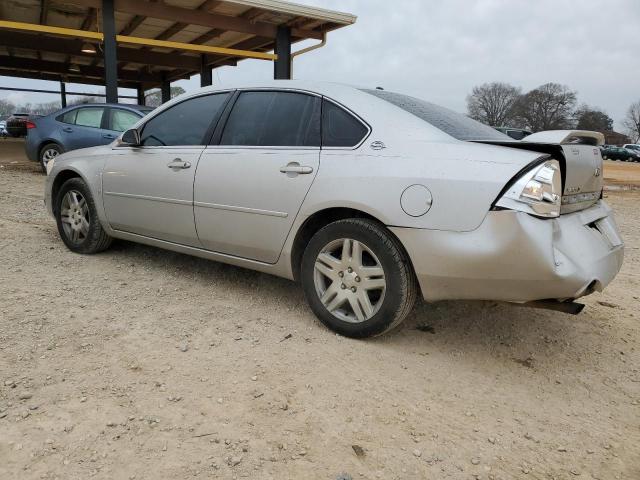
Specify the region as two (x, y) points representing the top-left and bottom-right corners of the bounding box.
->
(301, 218), (417, 338)
(55, 177), (112, 254)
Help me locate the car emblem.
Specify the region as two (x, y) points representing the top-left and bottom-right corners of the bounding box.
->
(594, 167), (601, 177)
(370, 141), (386, 150)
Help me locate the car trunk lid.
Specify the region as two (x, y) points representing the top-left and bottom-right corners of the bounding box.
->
(473, 130), (604, 214)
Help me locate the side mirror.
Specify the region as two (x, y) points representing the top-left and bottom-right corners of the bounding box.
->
(119, 128), (141, 146)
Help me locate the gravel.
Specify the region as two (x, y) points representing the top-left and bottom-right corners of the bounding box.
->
(1, 140), (639, 479)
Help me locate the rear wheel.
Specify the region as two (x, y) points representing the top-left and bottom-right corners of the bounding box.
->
(40, 143), (62, 173)
(301, 218), (417, 338)
(55, 178), (112, 254)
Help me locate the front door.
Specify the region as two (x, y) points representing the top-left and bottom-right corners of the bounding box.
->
(194, 90), (321, 263)
(102, 146), (203, 245)
(102, 92), (231, 246)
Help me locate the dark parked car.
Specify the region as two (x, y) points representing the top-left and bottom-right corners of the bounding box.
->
(25, 103), (153, 171)
(601, 145), (639, 162)
(6, 113), (36, 137)
(493, 126), (533, 140)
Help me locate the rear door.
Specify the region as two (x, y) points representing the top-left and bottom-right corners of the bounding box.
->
(102, 92), (231, 246)
(194, 90), (321, 263)
(58, 106), (105, 150)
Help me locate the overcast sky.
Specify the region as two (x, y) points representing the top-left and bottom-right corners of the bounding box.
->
(1, 0), (638, 129)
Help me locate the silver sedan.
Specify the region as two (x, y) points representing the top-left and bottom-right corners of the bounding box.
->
(45, 81), (624, 338)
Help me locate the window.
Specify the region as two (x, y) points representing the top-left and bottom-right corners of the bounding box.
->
(220, 91), (320, 147)
(59, 109), (78, 125)
(361, 88), (510, 142)
(140, 93), (230, 146)
(75, 107), (105, 128)
(110, 109), (141, 132)
(321, 100), (368, 147)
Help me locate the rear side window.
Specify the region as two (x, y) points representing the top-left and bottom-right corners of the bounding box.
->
(220, 91), (320, 147)
(322, 100), (368, 147)
(75, 107), (105, 128)
(140, 93), (230, 146)
(110, 109), (140, 132)
(59, 109), (78, 125)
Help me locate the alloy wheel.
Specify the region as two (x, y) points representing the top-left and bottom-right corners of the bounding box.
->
(42, 147), (59, 165)
(60, 190), (90, 244)
(313, 238), (386, 323)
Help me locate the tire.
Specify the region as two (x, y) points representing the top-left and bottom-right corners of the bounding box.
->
(55, 177), (112, 254)
(300, 218), (417, 338)
(40, 143), (63, 173)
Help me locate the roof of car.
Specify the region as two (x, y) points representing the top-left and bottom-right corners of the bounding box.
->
(64, 103), (151, 110)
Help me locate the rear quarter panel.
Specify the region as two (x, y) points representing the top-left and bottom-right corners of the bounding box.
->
(301, 140), (541, 232)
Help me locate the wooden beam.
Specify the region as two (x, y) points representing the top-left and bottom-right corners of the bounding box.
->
(0, 31), (201, 70)
(0, 55), (163, 83)
(208, 36), (273, 68)
(119, 0), (222, 69)
(63, 0), (323, 40)
(0, 69), (145, 89)
(118, 0), (160, 36)
(39, 0), (50, 25)
(0, 21), (277, 60)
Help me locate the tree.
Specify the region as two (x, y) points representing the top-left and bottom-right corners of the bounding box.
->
(145, 86), (186, 107)
(466, 82), (521, 127)
(0, 99), (16, 120)
(574, 105), (613, 132)
(68, 96), (103, 106)
(623, 101), (640, 143)
(513, 83), (577, 132)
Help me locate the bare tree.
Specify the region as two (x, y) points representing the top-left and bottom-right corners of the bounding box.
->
(0, 99), (16, 119)
(466, 82), (521, 127)
(513, 83), (577, 132)
(623, 101), (640, 143)
(145, 86), (186, 107)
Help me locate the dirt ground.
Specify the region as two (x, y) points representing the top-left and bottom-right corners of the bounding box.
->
(0, 138), (638, 480)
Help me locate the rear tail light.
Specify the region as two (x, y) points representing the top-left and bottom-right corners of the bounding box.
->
(494, 159), (562, 218)
(25, 121), (36, 129)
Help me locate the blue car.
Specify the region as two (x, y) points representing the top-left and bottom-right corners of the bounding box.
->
(25, 103), (153, 172)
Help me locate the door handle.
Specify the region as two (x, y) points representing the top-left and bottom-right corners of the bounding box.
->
(103, 133), (115, 139)
(167, 158), (191, 169)
(279, 163), (314, 175)
(63, 127), (73, 133)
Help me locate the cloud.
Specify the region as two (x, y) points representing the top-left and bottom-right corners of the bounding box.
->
(2, 0), (637, 129)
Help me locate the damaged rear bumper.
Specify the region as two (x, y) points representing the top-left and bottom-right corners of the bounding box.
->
(391, 201), (624, 303)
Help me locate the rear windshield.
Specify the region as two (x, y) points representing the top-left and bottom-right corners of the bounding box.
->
(360, 89), (511, 142)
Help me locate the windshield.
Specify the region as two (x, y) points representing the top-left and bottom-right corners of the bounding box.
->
(360, 89), (511, 142)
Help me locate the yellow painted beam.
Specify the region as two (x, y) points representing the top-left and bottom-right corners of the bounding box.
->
(116, 35), (276, 60)
(0, 20), (276, 61)
(0, 20), (103, 40)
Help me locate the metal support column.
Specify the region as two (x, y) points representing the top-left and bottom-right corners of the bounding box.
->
(273, 26), (291, 80)
(102, 0), (118, 103)
(160, 77), (171, 104)
(60, 81), (67, 108)
(136, 85), (145, 105)
(200, 55), (212, 87)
